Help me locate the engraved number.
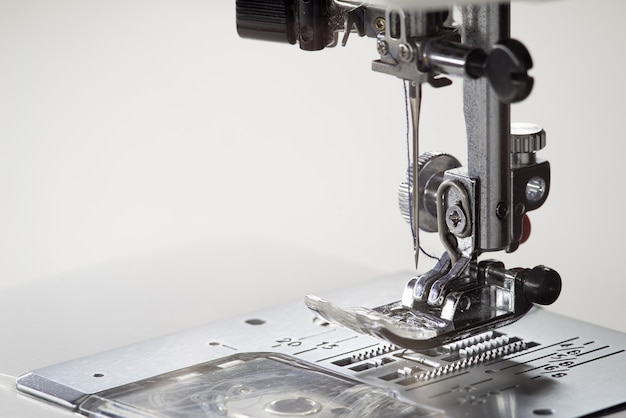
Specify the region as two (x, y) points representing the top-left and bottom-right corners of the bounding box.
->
(317, 342), (339, 350)
(275, 338), (302, 347)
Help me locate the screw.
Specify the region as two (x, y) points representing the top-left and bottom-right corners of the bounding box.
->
(449, 210), (462, 227)
(374, 17), (386, 32)
(377, 40), (389, 56)
(446, 205), (468, 236)
(525, 176), (546, 203)
(398, 43), (413, 61)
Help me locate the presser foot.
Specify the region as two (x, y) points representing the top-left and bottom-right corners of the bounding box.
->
(305, 257), (561, 350)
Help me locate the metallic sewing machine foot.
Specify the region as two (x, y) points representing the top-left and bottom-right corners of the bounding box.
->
(306, 257), (561, 349)
(237, 1), (562, 348)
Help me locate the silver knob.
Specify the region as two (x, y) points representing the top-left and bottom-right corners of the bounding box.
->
(511, 122), (546, 166)
(398, 151), (461, 233)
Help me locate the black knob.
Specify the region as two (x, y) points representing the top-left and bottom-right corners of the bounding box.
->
(485, 38), (534, 104)
(236, 0), (330, 51)
(521, 265), (562, 305)
(236, 0), (297, 45)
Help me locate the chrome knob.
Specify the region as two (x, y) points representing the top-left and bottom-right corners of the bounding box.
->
(398, 151), (461, 233)
(511, 122), (546, 167)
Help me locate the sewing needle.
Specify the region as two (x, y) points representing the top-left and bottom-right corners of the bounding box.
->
(409, 81), (421, 272)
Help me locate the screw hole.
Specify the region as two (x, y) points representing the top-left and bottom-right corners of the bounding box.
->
(93, 373), (104, 378)
(485, 369), (497, 374)
(459, 296), (471, 311)
(245, 318), (266, 326)
(208, 342), (220, 346)
(533, 409), (555, 416)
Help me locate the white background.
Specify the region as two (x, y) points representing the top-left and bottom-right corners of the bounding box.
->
(0, 0), (625, 332)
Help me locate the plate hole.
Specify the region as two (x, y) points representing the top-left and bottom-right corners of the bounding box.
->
(245, 318), (266, 326)
(93, 373), (104, 378)
(533, 409), (555, 416)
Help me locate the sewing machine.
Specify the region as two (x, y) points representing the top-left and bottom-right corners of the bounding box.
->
(241, 0), (565, 349)
(2, 0), (626, 416)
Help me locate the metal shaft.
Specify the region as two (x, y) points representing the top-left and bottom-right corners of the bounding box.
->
(409, 82), (422, 270)
(461, 2), (511, 252)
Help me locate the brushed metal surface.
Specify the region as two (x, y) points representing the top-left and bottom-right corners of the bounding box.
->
(17, 273), (626, 417)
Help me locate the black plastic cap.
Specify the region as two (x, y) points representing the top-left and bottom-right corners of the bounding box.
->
(522, 265), (562, 306)
(486, 38), (534, 104)
(236, 0), (296, 45)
